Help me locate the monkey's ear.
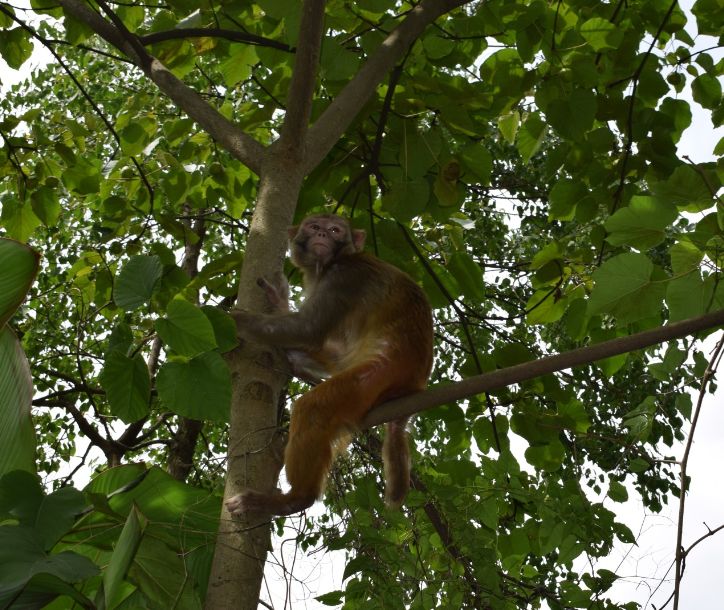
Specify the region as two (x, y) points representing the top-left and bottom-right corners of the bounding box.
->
(352, 229), (366, 251)
(287, 225), (299, 240)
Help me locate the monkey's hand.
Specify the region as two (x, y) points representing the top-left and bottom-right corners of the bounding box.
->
(225, 492), (248, 515)
(226, 490), (276, 515)
(257, 275), (289, 312)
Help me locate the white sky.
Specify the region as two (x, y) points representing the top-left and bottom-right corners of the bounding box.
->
(1, 4), (723, 610)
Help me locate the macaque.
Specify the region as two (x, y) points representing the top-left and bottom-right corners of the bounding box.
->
(226, 214), (433, 516)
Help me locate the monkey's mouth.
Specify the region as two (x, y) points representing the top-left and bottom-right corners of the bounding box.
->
(310, 241), (332, 255)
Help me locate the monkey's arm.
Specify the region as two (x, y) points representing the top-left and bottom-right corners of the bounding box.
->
(232, 308), (327, 348)
(234, 257), (379, 348)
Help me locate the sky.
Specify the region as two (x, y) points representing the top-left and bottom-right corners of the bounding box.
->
(1, 3), (723, 610)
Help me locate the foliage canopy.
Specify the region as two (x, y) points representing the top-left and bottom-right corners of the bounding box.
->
(0, 0), (722, 608)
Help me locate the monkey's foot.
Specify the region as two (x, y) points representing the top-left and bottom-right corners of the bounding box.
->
(226, 489), (316, 516)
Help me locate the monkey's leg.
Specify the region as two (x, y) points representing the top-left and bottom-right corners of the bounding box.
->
(227, 361), (393, 516)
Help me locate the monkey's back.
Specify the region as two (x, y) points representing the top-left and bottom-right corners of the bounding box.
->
(318, 252), (433, 389)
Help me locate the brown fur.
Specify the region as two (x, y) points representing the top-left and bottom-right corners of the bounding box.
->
(227, 215), (433, 516)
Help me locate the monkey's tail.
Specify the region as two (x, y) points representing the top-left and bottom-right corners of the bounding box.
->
(382, 417), (411, 509)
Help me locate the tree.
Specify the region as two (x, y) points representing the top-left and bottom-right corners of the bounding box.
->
(0, 0), (722, 608)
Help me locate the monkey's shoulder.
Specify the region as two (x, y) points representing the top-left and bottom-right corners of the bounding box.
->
(327, 251), (409, 282)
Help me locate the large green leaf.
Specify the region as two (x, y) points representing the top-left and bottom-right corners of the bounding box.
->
(156, 351), (231, 422)
(0, 526), (98, 608)
(113, 255), (163, 311)
(155, 298), (218, 357)
(0, 238), (40, 327)
(588, 253), (666, 322)
(103, 505), (146, 609)
(0, 328), (36, 476)
(100, 352), (151, 423)
(604, 196), (678, 250)
(0, 470), (43, 523)
(128, 536), (203, 609)
(579, 17), (623, 51)
(0, 26), (33, 69)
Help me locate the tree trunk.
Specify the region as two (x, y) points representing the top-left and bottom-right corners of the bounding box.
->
(204, 158), (304, 610)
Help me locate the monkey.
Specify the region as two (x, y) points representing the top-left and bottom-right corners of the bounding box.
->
(226, 214), (433, 517)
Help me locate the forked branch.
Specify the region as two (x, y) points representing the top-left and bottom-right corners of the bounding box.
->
(303, 0), (473, 172)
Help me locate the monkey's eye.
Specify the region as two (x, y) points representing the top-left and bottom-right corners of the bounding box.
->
(329, 226), (340, 234)
(309, 223), (321, 231)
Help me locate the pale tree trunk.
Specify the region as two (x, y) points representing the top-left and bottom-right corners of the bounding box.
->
(205, 161), (305, 609)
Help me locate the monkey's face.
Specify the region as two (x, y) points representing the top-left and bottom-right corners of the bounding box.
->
(290, 215), (365, 269)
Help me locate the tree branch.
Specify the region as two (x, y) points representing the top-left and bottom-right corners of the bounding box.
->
(673, 333), (724, 610)
(361, 309), (724, 429)
(303, 0), (471, 172)
(138, 28), (293, 52)
(56, 0), (267, 175)
(276, 0), (326, 157)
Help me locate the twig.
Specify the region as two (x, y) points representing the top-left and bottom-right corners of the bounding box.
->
(673, 334), (724, 610)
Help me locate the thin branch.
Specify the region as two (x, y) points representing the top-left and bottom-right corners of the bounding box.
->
(303, 0), (472, 172)
(361, 308), (724, 429)
(277, 0), (326, 157)
(57, 0), (267, 174)
(673, 334), (724, 610)
(138, 28), (293, 52)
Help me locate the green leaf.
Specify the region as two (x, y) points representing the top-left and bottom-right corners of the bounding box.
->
(0, 27), (33, 69)
(691, 74), (722, 110)
(580, 17), (623, 51)
(675, 393), (692, 420)
(201, 306), (239, 353)
(547, 88), (597, 141)
(30, 186), (61, 226)
(100, 352), (151, 423)
(526, 288), (567, 324)
(460, 143), (492, 185)
(423, 32), (455, 60)
(381, 179), (429, 222)
(0, 328), (36, 476)
(220, 45), (258, 88)
(119, 122), (151, 157)
(61, 157), (101, 195)
(113, 255), (163, 311)
(692, 0), (724, 36)
(588, 253), (666, 322)
(669, 240), (703, 274)
(0, 526), (99, 598)
(498, 111), (520, 144)
(156, 351), (231, 422)
(1, 198), (42, 242)
(104, 505), (146, 610)
(35, 487), (86, 550)
(155, 298), (218, 357)
(623, 396), (656, 441)
(447, 252), (485, 301)
(549, 179), (589, 221)
(666, 270), (704, 322)
(316, 590), (345, 606)
(0, 470), (43, 522)
(127, 535), (203, 609)
(518, 112), (547, 163)
(604, 196), (678, 250)
(0, 238), (40, 327)
(607, 479), (628, 503)
(651, 164), (716, 213)
(525, 441), (565, 471)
